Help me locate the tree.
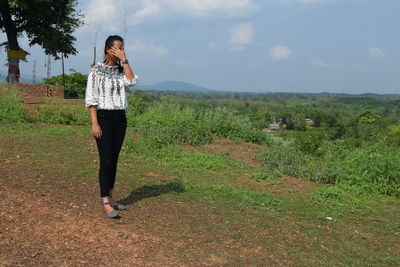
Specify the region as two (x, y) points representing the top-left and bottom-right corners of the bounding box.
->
(43, 68), (86, 99)
(0, 0), (84, 82)
(357, 107), (381, 124)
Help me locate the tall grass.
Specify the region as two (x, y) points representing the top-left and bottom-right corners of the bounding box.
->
(121, 139), (234, 170)
(204, 107), (270, 144)
(0, 85), (28, 123)
(258, 133), (400, 197)
(131, 103), (213, 147)
(33, 98), (89, 125)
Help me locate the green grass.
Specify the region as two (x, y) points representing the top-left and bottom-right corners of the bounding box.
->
(308, 185), (375, 217)
(121, 135), (239, 171)
(164, 178), (282, 211)
(0, 86), (28, 123)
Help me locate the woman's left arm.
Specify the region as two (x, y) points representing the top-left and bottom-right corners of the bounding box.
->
(121, 58), (135, 79)
(110, 46), (139, 87)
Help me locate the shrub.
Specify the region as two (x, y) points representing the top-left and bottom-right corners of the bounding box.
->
(125, 91), (157, 124)
(258, 135), (400, 197)
(133, 103), (212, 147)
(386, 125), (400, 147)
(33, 98), (89, 125)
(292, 127), (330, 156)
(0, 85), (28, 123)
(204, 107), (270, 144)
(257, 136), (311, 178)
(337, 142), (400, 196)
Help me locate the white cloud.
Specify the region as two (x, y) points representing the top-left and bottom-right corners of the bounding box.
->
(269, 46), (291, 60)
(82, 0), (259, 33)
(161, 0), (258, 18)
(310, 58), (331, 68)
(84, 0), (120, 32)
(125, 40), (169, 57)
(227, 22), (254, 50)
(129, 0), (161, 24)
(368, 47), (385, 59)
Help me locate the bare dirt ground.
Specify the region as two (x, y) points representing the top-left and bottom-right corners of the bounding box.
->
(0, 163), (186, 266)
(0, 130), (293, 266)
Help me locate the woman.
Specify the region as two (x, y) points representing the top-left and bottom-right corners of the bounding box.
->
(85, 35), (139, 219)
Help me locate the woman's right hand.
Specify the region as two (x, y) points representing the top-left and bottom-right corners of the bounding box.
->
(92, 123), (103, 139)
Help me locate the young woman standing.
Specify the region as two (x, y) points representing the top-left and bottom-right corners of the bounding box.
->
(85, 35), (139, 218)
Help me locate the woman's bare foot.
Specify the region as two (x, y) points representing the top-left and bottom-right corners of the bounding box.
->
(101, 198), (115, 214)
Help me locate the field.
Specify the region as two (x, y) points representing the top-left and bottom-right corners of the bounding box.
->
(1, 87), (400, 266)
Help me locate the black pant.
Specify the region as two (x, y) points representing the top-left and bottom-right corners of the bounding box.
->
(95, 109), (127, 198)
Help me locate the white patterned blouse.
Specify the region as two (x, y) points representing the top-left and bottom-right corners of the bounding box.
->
(85, 62), (139, 110)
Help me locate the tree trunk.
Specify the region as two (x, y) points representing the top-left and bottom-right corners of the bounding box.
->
(0, 0), (20, 83)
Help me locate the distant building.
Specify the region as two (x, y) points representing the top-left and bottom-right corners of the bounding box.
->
(266, 123), (281, 132)
(305, 118), (314, 126)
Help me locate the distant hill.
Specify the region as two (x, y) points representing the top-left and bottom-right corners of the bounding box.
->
(134, 81), (215, 92)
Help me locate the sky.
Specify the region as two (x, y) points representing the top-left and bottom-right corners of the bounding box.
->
(0, 0), (399, 94)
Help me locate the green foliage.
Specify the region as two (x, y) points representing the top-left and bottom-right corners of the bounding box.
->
(166, 178), (281, 211)
(149, 145), (233, 170)
(357, 107), (381, 124)
(204, 107), (270, 144)
(43, 69), (87, 98)
(292, 127), (331, 156)
(122, 140), (233, 171)
(308, 110), (339, 128)
(309, 186), (373, 216)
(127, 90), (158, 115)
(386, 125), (400, 147)
(250, 170), (277, 182)
(293, 119), (307, 131)
(33, 99), (89, 125)
(259, 135), (400, 197)
(337, 142), (400, 196)
(257, 136), (310, 179)
(132, 103), (213, 148)
(2, 0), (84, 59)
(252, 106), (272, 129)
(0, 85), (27, 122)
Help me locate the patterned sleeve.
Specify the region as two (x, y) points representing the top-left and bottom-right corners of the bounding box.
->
(85, 68), (99, 108)
(122, 73), (139, 87)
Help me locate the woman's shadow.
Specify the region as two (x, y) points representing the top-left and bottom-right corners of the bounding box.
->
(118, 178), (186, 206)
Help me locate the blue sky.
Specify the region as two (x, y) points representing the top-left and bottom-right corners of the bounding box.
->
(1, 0), (399, 93)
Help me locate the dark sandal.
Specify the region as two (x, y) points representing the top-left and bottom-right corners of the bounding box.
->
(109, 196), (127, 210)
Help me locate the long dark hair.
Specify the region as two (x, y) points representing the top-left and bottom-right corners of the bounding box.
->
(103, 35), (124, 73)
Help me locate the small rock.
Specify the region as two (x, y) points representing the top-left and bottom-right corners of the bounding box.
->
(361, 234), (369, 239)
(31, 251), (40, 257)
